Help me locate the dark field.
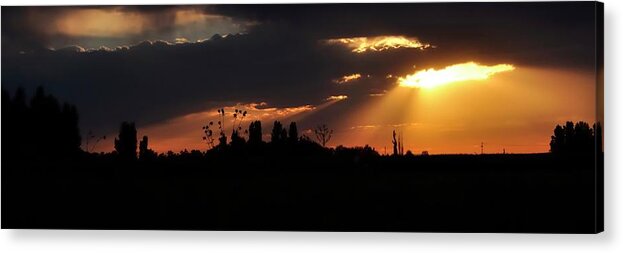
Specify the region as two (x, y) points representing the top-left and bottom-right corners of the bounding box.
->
(2, 152), (602, 233)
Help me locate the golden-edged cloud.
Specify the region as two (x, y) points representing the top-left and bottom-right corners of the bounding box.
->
(333, 73), (362, 84)
(325, 36), (432, 53)
(325, 95), (349, 101)
(398, 62), (515, 88)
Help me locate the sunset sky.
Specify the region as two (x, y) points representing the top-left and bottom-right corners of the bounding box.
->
(1, 3), (601, 154)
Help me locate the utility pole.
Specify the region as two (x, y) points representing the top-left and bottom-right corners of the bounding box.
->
(481, 142), (484, 155)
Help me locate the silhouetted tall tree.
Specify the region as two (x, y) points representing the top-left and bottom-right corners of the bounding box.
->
(248, 120), (263, 145)
(115, 121), (137, 160)
(392, 130), (399, 156)
(288, 122), (298, 144)
(271, 121), (285, 144)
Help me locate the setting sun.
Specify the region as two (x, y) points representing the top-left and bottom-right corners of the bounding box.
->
(398, 62), (515, 88)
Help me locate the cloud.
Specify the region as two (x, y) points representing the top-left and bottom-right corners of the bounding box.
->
(2, 32), (369, 137)
(325, 95), (349, 101)
(324, 36), (432, 53)
(333, 73), (362, 84)
(1, 6), (247, 51)
(397, 62), (515, 88)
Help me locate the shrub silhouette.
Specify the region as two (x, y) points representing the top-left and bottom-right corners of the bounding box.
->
(114, 122), (137, 160)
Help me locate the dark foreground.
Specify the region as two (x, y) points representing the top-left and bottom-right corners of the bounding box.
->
(2, 152), (602, 233)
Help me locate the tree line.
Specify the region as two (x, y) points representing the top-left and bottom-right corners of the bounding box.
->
(2, 87), (603, 161)
(3, 87), (81, 159)
(549, 121), (603, 154)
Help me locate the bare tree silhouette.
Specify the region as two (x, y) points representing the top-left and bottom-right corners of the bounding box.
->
(86, 130), (106, 152)
(313, 124), (333, 147)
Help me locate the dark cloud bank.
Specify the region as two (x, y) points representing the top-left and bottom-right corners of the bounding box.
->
(2, 2), (599, 136)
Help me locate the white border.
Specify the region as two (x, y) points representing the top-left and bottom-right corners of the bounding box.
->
(1, 1), (620, 253)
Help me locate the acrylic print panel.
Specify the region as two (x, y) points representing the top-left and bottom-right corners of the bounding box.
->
(1, 2), (604, 233)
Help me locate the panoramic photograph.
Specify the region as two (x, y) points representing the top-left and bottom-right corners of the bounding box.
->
(1, 2), (603, 233)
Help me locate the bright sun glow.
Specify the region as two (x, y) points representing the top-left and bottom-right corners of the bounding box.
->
(398, 62), (515, 88)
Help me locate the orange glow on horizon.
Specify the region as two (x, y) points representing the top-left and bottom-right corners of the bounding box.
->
(331, 66), (596, 154)
(91, 67), (596, 155)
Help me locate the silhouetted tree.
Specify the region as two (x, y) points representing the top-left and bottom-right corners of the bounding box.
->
(550, 121), (597, 154)
(392, 130), (398, 156)
(563, 121), (575, 152)
(313, 124), (333, 147)
(30, 86), (61, 157)
(288, 122), (298, 144)
(217, 133), (227, 149)
(13, 87), (27, 107)
(574, 121), (593, 153)
(248, 120), (263, 145)
(334, 145), (379, 162)
(594, 122), (603, 153)
(280, 128), (288, 143)
(59, 103), (81, 154)
(550, 125), (565, 153)
(139, 135), (156, 161)
(271, 121), (285, 144)
(4, 86), (82, 158)
(114, 121), (137, 160)
(230, 130), (246, 151)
